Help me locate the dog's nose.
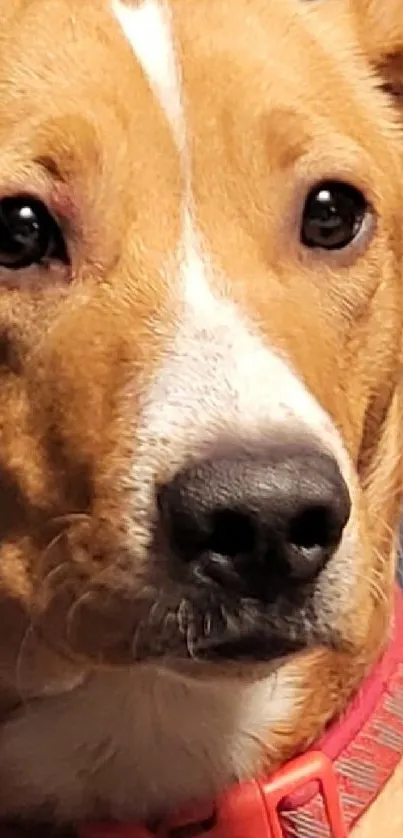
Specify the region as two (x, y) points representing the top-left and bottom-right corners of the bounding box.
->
(158, 444), (351, 596)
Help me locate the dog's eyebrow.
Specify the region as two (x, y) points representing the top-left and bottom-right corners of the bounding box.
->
(35, 154), (65, 183)
(31, 115), (102, 185)
(265, 106), (311, 168)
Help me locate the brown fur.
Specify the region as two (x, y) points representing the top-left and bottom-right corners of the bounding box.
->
(0, 0), (401, 834)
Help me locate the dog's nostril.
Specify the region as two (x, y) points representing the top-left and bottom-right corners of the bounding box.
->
(288, 505), (336, 552)
(208, 509), (256, 558)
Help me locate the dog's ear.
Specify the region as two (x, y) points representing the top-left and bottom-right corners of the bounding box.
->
(352, 0), (403, 104)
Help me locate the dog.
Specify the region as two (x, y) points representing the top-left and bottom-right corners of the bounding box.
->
(0, 0), (402, 835)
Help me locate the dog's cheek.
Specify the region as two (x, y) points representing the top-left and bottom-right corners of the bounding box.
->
(359, 380), (403, 573)
(347, 342), (403, 634)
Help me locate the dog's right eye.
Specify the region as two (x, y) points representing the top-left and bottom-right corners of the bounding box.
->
(0, 195), (69, 270)
(301, 181), (368, 251)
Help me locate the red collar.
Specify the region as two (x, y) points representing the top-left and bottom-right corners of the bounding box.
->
(82, 587), (403, 838)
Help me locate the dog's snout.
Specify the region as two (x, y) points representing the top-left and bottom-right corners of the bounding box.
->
(158, 444), (351, 596)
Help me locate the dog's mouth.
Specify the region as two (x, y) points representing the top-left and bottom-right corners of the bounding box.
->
(34, 519), (341, 668)
(32, 504), (346, 668)
(175, 593), (321, 664)
(34, 553), (340, 667)
(35, 583), (325, 668)
(188, 631), (307, 663)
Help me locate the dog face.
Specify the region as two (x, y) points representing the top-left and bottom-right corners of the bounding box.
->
(0, 0), (402, 764)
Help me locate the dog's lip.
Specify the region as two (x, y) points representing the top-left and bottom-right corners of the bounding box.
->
(191, 632), (307, 663)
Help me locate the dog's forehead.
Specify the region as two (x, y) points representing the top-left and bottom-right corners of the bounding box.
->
(0, 0), (377, 169)
(111, 0), (186, 152)
(109, 0), (307, 137)
(107, 0), (386, 167)
(109, 1), (306, 152)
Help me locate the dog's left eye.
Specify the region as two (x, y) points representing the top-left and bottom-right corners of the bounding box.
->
(301, 181), (368, 250)
(0, 195), (68, 270)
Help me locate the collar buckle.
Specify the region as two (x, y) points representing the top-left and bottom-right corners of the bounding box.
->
(259, 751), (348, 838)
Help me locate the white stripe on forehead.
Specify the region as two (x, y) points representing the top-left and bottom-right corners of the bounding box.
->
(111, 0), (186, 151)
(110, 0), (351, 488)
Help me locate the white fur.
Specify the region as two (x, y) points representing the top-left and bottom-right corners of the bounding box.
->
(149, 216), (353, 470)
(0, 664), (299, 820)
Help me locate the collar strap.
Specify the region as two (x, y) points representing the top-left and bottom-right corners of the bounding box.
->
(82, 587), (403, 838)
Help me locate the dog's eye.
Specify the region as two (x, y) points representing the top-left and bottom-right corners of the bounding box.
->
(301, 182), (367, 250)
(0, 195), (68, 270)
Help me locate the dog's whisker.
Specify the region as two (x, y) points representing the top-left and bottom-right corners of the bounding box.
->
(40, 560), (75, 597)
(49, 513), (92, 528)
(14, 622), (37, 714)
(177, 598), (190, 635)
